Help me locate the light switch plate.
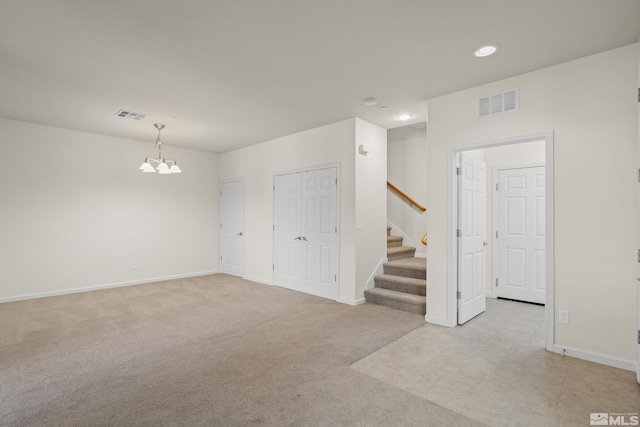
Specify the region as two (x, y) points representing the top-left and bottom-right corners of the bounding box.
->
(558, 310), (569, 325)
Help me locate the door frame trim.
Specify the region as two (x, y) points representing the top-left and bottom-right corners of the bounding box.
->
(447, 131), (555, 352)
(492, 163), (545, 301)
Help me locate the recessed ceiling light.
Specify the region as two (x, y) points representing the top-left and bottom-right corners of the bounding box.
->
(397, 114), (413, 121)
(474, 45), (497, 57)
(363, 97), (378, 106)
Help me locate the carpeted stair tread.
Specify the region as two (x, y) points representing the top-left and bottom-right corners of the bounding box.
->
(387, 235), (403, 247)
(384, 257), (426, 279)
(387, 246), (416, 261)
(364, 288), (426, 315)
(374, 274), (426, 296)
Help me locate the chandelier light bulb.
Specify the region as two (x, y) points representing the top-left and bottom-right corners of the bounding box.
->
(140, 162), (156, 173)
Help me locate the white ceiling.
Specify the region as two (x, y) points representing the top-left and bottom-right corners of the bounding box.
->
(0, 0), (638, 153)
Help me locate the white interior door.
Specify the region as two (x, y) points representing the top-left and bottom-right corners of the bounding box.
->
(273, 168), (338, 299)
(496, 166), (546, 304)
(273, 173), (303, 291)
(458, 153), (487, 324)
(220, 180), (245, 277)
(300, 168), (338, 299)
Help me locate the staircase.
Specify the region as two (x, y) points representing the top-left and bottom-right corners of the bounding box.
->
(364, 227), (426, 315)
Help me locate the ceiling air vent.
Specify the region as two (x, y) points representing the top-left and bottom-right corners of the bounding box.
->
(478, 88), (518, 118)
(114, 109), (148, 120)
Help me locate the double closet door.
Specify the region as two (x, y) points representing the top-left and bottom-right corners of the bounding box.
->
(273, 167), (338, 300)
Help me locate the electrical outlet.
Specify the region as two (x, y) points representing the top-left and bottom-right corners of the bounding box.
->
(558, 310), (569, 325)
(132, 261), (138, 270)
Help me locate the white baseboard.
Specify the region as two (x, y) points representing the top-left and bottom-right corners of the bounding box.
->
(425, 315), (454, 327)
(366, 258), (388, 290)
(414, 253), (427, 259)
(243, 276), (273, 286)
(0, 270), (221, 304)
(553, 344), (636, 372)
(336, 297), (366, 306)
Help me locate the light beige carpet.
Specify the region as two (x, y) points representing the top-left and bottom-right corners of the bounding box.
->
(0, 274), (484, 426)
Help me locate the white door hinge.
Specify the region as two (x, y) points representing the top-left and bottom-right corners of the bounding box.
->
(495, 278), (499, 287)
(457, 291), (462, 299)
(456, 229), (461, 237)
(456, 167), (462, 176)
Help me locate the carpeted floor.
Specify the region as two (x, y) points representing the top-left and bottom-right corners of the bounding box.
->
(0, 274), (483, 426)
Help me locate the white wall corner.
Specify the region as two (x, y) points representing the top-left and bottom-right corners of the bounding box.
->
(425, 314), (455, 327)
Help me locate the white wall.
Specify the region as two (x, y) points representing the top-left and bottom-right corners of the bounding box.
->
(355, 119), (388, 297)
(426, 44), (639, 363)
(0, 118), (220, 301)
(219, 118), (386, 303)
(387, 124), (428, 257)
(465, 140), (546, 294)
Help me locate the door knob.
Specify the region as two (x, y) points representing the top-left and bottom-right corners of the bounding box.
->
(302, 237), (308, 241)
(483, 241), (488, 246)
(294, 236), (301, 241)
(236, 232), (243, 236)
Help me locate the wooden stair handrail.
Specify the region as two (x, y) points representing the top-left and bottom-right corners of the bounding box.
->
(387, 181), (426, 212)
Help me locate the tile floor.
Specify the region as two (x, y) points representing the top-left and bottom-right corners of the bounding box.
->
(352, 298), (640, 426)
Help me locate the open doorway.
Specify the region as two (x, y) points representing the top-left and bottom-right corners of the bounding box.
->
(449, 132), (555, 351)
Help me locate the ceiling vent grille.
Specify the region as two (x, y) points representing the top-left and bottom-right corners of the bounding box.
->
(115, 109), (148, 120)
(478, 88), (518, 118)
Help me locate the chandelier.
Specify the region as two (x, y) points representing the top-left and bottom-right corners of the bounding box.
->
(139, 123), (182, 174)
